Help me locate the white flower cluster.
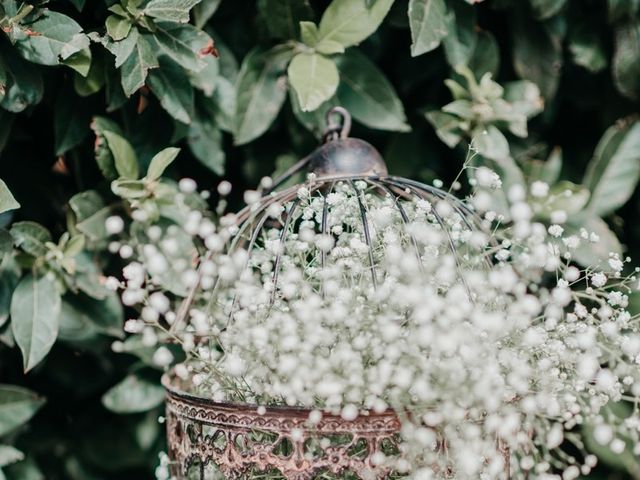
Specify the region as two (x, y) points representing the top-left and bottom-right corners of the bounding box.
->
(117, 176), (640, 479)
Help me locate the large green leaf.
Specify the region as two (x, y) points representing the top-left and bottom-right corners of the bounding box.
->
(288, 52), (339, 112)
(102, 374), (165, 414)
(10, 222), (51, 257)
(408, 0), (448, 57)
(0, 180), (19, 215)
(0, 45), (43, 113)
(188, 115), (225, 175)
(568, 24), (607, 73)
(147, 59), (195, 123)
(233, 46), (292, 145)
(60, 292), (124, 340)
(612, 21), (640, 100)
(11, 274), (61, 372)
(153, 23), (209, 73)
(146, 147), (180, 180)
(143, 0), (202, 23)
(472, 125), (510, 161)
(259, 0), (314, 39)
(442, 1), (477, 68)
(12, 11), (88, 66)
(120, 34), (158, 96)
(106, 14), (132, 41)
(193, 0), (222, 28)
(316, 0), (394, 48)
(335, 49), (409, 132)
(583, 120), (640, 216)
(90, 116), (123, 180)
(105, 28), (140, 68)
(102, 131), (139, 180)
(0, 385), (45, 436)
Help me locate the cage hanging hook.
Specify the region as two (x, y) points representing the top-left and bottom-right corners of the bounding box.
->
(323, 106), (352, 142)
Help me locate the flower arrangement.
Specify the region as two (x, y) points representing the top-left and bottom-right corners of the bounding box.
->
(107, 145), (640, 479)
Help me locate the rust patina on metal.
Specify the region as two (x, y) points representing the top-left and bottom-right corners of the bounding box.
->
(164, 374), (402, 479)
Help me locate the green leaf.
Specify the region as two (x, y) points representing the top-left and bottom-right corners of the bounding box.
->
(317, 0), (394, 48)
(467, 30), (500, 78)
(69, 190), (105, 224)
(529, 0), (567, 19)
(425, 110), (464, 148)
(111, 179), (148, 199)
(541, 181), (590, 216)
(583, 120), (640, 216)
(408, 0), (448, 56)
(10, 274), (61, 372)
(0, 266), (19, 330)
(233, 46), (292, 145)
(60, 292), (123, 339)
(102, 374), (165, 414)
(567, 217), (623, 267)
(0, 230), (12, 265)
(143, 0), (202, 23)
(0, 385), (45, 436)
(105, 28), (140, 68)
(147, 58), (195, 123)
(146, 147), (180, 180)
(2, 456), (43, 480)
(61, 46), (92, 77)
(568, 27), (607, 73)
(0, 446), (24, 468)
(153, 23), (209, 72)
(188, 52), (219, 96)
(0, 45), (43, 113)
(76, 207), (113, 241)
(10, 222), (51, 257)
(472, 125), (510, 161)
(260, 0), (314, 39)
(74, 52), (106, 96)
(512, 11), (562, 100)
(442, 1), (477, 68)
(102, 131), (139, 180)
(90, 117), (124, 180)
(0, 180), (19, 215)
(208, 76), (235, 132)
(288, 52), (339, 112)
(12, 11), (87, 66)
(612, 22), (640, 100)
(335, 49), (409, 132)
(188, 115), (225, 175)
(120, 34), (158, 96)
(193, 0), (222, 28)
(106, 15), (132, 41)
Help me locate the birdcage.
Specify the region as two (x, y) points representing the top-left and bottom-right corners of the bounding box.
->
(162, 107), (510, 479)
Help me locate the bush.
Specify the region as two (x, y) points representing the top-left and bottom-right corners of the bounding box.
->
(1, 0), (640, 478)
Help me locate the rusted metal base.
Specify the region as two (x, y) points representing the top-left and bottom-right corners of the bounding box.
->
(163, 376), (511, 479)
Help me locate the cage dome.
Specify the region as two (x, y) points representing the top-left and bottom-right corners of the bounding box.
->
(215, 107), (491, 310)
(163, 107), (506, 480)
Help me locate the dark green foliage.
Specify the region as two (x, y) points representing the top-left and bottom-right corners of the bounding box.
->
(0, 0), (639, 478)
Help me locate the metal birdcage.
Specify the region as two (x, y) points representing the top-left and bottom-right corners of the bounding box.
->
(163, 107), (508, 480)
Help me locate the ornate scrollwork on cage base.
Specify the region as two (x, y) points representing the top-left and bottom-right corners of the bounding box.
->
(164, 376), (511, 480)
(164, 375), (403, 480)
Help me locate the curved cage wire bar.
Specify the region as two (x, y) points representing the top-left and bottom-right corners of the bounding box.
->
(165, 107), (508, 479)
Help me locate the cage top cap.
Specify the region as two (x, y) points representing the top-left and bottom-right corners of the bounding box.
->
(307, 106), (388, 178)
